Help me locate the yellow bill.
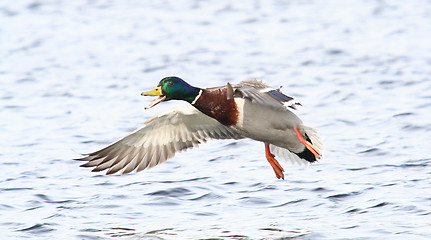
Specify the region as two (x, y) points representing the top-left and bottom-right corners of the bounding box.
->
(141, 86), (166, 109)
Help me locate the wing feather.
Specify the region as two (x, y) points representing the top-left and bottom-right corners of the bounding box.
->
(77, 106), (243, 175)
(232, 79), (301, 110)
(269, 144), (311, 166)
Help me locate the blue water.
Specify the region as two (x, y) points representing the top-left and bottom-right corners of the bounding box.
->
(1, 0), (431, 239)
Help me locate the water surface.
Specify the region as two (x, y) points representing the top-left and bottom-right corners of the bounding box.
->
(1, 0), (431, 239)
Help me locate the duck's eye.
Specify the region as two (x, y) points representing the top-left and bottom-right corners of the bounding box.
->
(168, 81), (175, 86)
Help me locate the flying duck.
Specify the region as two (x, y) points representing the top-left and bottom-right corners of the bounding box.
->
(77, 76), (323, 179)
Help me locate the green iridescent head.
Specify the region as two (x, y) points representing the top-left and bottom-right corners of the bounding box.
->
(142, 76), (200, 109)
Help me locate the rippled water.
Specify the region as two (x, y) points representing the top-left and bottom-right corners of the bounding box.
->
(1, 0), (431, 239)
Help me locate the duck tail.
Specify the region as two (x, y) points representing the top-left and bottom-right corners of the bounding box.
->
(301, 125), (324, 153)
(295, 125), (324, 163)
(269, 125), (323, 166)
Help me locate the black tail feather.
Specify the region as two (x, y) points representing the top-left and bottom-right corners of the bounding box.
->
(296, 133), (317, 163)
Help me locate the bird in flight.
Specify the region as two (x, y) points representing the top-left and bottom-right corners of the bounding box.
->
(76, 76), (323, 179)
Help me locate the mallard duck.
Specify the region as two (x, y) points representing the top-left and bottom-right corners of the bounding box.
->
(77, 76), (323, 179)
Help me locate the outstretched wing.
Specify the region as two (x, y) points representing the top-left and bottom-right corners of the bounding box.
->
(76, 106), (243, 175)
(228, 79), (301, 110)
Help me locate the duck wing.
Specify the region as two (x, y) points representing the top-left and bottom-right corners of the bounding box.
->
(227, 79), (301, 110)
(76, 106), (243, 175)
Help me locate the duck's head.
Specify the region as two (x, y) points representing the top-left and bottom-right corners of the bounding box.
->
(142, 76), (201, 109)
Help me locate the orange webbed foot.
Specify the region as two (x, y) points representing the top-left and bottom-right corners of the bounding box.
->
(265, 144), (284, 179)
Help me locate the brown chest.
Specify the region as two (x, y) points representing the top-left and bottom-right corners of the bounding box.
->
(192, 88), (239, 127)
